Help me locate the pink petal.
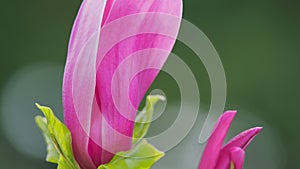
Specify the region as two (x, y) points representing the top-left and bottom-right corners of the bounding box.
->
(94, 0), (183, 164)
(63, 0), (107, 168)
(224, 127), (262, 150)
(64, 0), (183, 167)
(215, 127), (262, 169)
(229, 147), (245, 169)
(198, 111), (237, 169)
(102, 0), (182, 25)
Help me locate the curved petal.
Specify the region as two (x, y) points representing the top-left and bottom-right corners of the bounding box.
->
(64, 0), (183, 167)
(215, 127), (262, 169)
(229, 147), (245, 169)
(224, 127), (262, 150)
(198, 111), (236, 169)
(102, 0), (182, 25)
(94, 0), (183, 164)
(214, 147), (245, 169)
(63, 0), (107, 168)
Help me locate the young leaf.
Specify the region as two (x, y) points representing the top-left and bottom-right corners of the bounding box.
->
(35, 103), (79, 169)
(133, 95), (165, 144)
(98, 139), (164, 169)
(35, 116), (60, 163)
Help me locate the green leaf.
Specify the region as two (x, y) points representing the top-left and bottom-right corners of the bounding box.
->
(35, 94), (165, 169)
(98, 139), (164, 169)
(35, 103), (79, 169)
(133, 95), (165, 144)
(35, 116), (60, 163)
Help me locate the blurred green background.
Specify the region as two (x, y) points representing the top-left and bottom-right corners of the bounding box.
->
(0, 0), (299, 168)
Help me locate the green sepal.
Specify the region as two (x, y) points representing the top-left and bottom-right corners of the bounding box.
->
(35, 116), (60, 163)
(35, 103), (80, 169)
(36, 94), (165, 169)
(133, 95), (165, 144)
(98, 139), (164, 169)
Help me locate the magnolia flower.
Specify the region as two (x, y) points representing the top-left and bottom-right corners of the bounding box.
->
(62, 0), (182, 169)
(198, 111), (262, 169)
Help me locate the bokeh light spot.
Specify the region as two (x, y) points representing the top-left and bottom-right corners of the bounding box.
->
(1, 62), (63, 159)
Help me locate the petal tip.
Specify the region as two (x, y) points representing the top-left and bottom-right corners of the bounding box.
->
(221, 110), (237, 121)
(225, 126), (263, 150)
(254, 126), (263, 131)
(224, 110), (237, 115)
(248, 126), (263, 135)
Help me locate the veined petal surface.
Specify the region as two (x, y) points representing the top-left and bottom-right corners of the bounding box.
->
(63, 0), (183, 168)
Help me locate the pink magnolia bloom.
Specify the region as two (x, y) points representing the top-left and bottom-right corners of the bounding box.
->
(198, 111), (262, 169)
(63, 0), (182, 169)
